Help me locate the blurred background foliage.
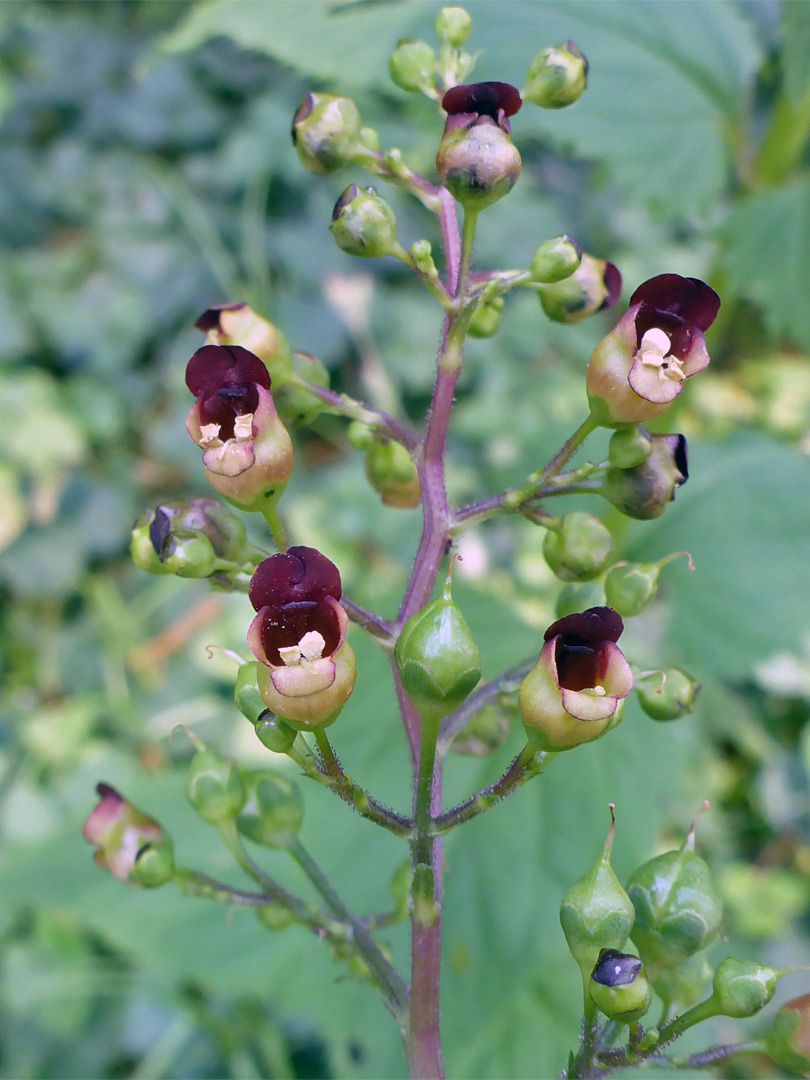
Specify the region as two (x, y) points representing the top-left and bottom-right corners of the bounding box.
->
(2, 1), (810, 1077)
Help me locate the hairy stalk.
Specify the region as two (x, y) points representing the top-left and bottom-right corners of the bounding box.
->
(436, 658), (535, 755)
(287, 373), (419, 451)
(173, 867), (285, 908)
(340, 596), (396, 646)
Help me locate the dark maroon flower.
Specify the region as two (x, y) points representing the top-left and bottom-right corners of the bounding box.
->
(543, 607), (624, 693)
(186, 344), (270, 441)
(249, 546), (341, 611)
(630, 275), (720, 361)
(442, 81), (522, 131)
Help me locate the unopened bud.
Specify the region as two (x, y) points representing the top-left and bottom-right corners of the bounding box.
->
(235, 661), (270, 725)
(530, 234), (582, 284)
(469, 295), (504, 338)
(292, 93), (362, 174)
(389, 39), (436, 94)
(523, 41), (588, 109)
(237, 770), (304, 849)
(766, 994), (810, 1075)
(347, 420), (375, 451)
(590, 949), (651, 1023)
(195, 304), (291, 377)
(601, 434), (688, 520)
(604, 552), (691, 617)
(132, 499), (250, 578)
(608, 426), (652, 470)
(358, 126), (381, 153)
(435, 6), (472, 46)
(365, 439), (420, 509)
(186, 744), (246, 825)
(330, 185), (399, 259)
(254, 713), (297, 754)
(538, 255), (621, 324)
(395, 561), (482, 724)
(710, 957), (779, 1018)
(543, 512), (614, 582)
(257, 904), (294, 931)
(636, 669), (700, 722)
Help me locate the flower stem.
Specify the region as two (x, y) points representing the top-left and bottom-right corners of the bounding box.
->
(260, 505), (288, 551)
(173, 867), (283, 908)
(431, 743), (549, 834)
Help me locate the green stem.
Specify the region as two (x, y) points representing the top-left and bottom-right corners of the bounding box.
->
(753, 82), (810, 188)
(260, 505), (288, 551)
(572, 996), (601, 1078)
(173, 867), (283, 908)
(431, 743), (549, 834)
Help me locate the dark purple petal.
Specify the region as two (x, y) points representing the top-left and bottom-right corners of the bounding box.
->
(257, 599), (342, 665)
(630, 275), (720, 357)
(544, 606), (624, 645)
(186, 344), (271, 398)
(194, 303), (248, 333)
(249, 547), (342, 612)
(442, 81), (522, 120)
(543, 607), (624, 694)
(601, 262), (623, 310)
(674, 434), (688, 480)
(592, 949), (643, 987)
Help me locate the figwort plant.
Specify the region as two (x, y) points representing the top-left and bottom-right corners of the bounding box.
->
(88, 9), (807, 1078)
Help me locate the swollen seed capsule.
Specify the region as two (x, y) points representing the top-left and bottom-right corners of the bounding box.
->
(710, 957), (779, 1018)
(330, 185), (398, 259)
(435, 6), (472, 46)
(636, 669), (700, 722)
(186, 746), (246, 825)
(542, 512), (614, 582)
(237, 771), (304, 849)
(389, 39), (436, 94)
(530, 234), (582, 284)
(292, 93), (362, 174)
(523, 41), (588, 109)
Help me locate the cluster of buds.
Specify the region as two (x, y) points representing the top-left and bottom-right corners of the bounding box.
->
(131, 497), (257, 580)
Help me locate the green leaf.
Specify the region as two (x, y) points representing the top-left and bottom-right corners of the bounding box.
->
(718, 177), (810, 348)
(781, 0), (810, 104)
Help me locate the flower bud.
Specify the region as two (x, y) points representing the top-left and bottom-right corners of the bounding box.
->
(186, 745), (246, 825)
(710, 957), (779, 1018)
(603, 552), (691, 617)
(358, 126), (381, 153)
(449, 702), (509, 756)
(256, 904), (294, 931)
(469, 295), (504, 338)
(275, 351), (330, 429)
(84, 783), (174, 888)
(587, 275), (720, 427)
(291, 93), (362, 174)
(248, 547), (356, 728)
(185, 345), (293, 512)
(590, 949), (651, 1023)
(529, 234), (582, 284)
(560, 807), (636, 983)
(636, 669), (700, 722)
(254, 713), (297, 754)
(365, 438), (421, 509)
(132, 498), (250, 578)
(538, 255), (621, 324)
(435, 6), (472, 46)
(627, 806), (723, 975)
(520, 607), (633, 751)
(347, 420), (375, 451)
(766, 994), (810, 1075)
(235, 661), (271, 725)
(330, 185), (399, 259)
(195, 304), (292, 378)
(237, 770), (304, 849)
(608, 426), (652, 470)
(394, 564), (482, 724)
(389, 39), (436, 94)
(543, 512), (614, 583)
(601, 434), (688, 520)
(523, 41), (588, 109)
(160, 531), (217, 578)
(436, 82), (523, 210)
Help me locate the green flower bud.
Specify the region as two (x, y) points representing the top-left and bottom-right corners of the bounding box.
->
(636, 669), (700, 722)
(358, 126), (381, 153)
(627, 805), (723, 975)
(411, 239), (440, 281)
(235, 661), (270, 725)
(347, 420), (375, 451)
(254, 713), (297, 754)
(538, 255), (621, 324)
(710, 957), (779, 1018)
(555, 581), (604, 619)
(132, 499), (250, 577)
(237, 770), (303, 849)
(603, 552), (692, 617)
(330, 185), (399, 259)
(523, 41), (588, 109)
(449, 702), (509, 756)
(590, 949), (651, 1023)
(601, 434), (688, 520)
(195, 303), (292, 380)
(394, 562), (482, 723)
(469, 295), (504, 338)
(529, 234), (582, 284)
(608, 426), (652, 470)
(275, 351), (330, 429)
(291, 93), (362, 174)
(560, 807), (636, 983)
(256, 903), (294, 931)
(766, 995), (810, 1075)
(435, 6), (472, 46)
(543, 512), (614, 582)
(84, 783), (175, 889)
(365, 439), (421, 509)
(186, 745), (246, 825)
(160, 530), (216, 578)
(389, 39), (436, 94)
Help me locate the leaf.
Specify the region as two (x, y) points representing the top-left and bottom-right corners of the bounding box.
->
(717, 177), (810, 349)
(781, 0), (810, 104)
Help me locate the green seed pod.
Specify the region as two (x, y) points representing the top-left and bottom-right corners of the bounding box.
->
(254, 713), (297, 754)
(128, 836), (176, 889)
(235, 661), (270, 725)
(469, 295), (504, 338)
(435, 6), (472, 46)
(560, 806), (636, 983)
(365, 439), (420, 509)
(449, 702), (510, 756)
(601, 434), (688, 520)
(523, 41), (588, 109)
(291, 93), (362, 174)
(590, 949), (651, 1023)
(160, 530), (217, 578)
(275, 351), (330, 429)
(394, 562), (482, 724)
(636, 669), (700, 722)
(543, 512), (614, 582)
(604, 553), (691, 618)
(186, 745), (246, 825)
(710, 957), (779, 1018)
(538, 255), (621, 325)
(237, 771), (304, 849)
(256, 904), (294, 931)
(609, 426), (652, 470)
(555, 581), (604, 619)
(330, 184), (398, 259)
(389, 39), (436, 94)
(530, 235), (582, 284)
(765, 995), (810, 1076)
(627, 804), (723, 975)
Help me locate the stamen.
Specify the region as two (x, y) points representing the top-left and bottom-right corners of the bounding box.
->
(298, 630), (326, 661)
(637, 327), (685, 385)
(278, 644), (302, 666)
(233, 413), (254, 439)
(581, 685), (607, 698)
(199, 422), (222, 447)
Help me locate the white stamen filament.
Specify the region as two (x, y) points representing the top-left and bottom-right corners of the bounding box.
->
(278, 631), (327, 667)
(638, 328), (685, 385)
(581, 685), (607, 698)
